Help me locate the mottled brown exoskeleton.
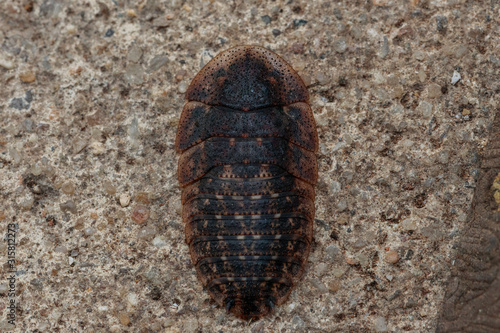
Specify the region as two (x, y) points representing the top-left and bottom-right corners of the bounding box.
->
(175, 46), (318, 320)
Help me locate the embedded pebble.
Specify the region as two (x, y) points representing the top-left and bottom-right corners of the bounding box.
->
(131, 205), (150, 224)
(98, 305), (109, 312)
(128, 117), (139, 148)
(20, 71), (36, 83)
(61, 181), (76, 195)
(436, 16), (448, 33)
(124, 64), (144, 85)
(175, 69), (187, 82)
(120, 193), (131, 207)
(23, 118), (34, 132)
(380, 36), (389, 59)
(385, 250), (399, 264)
(328, 280), (341, 292)
(9, 147), (22, 164)
(315, 262), (327, 276)
(90, 142), (105, 155)
(330, 181), (341, 194)
(337, 200), (348, 211)
(325, 244), (341, 261)
(416, 100), (433, 118)
(84, 228), (96, 236)
(310, 277), (329, 293)
(0, 56), (15, 69)
(451, 71), (461, 85)
(0, 321), (15, 331)
(147, 55), (168, 73)
(103, 180), (116, 195)
(60, 200), (77, 214)
(454, 44), (468, 58)
(54, 245), (67, 253)
(127, 292), (139, 307)
(178, 81), (188, 93)
(316, 72), (329, 85)
(31, 163), (42, 176)
(72, 138), (87, 154)
(292, 315), (305, 329)
(293, 19), (308, 28)
(374, 316), (388, 332)
(135, 192), (149, 204)
(261, 15), (272, 25)
(127, 9), (137, 18)
(152, 235), (167, 248)
(170, 198), (182, 216)
(334, 37), (347, 53)
(127, 45), (143, 62)
(438, 150), (450, 164)
(413, 50), (425, 61)
(20, 196), (35, 210)
(137, 225), (157, 240)
(118, 313), (130, 326)
(427, 83), (442, 98)
(183, 318), (199, 333)
(401, 218), (417, 231)
(418, 69), (427, 83)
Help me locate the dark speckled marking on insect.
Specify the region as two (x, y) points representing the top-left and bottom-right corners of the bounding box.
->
(175, 45), (318, 321)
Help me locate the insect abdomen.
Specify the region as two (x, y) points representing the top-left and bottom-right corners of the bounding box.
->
(175, 46), (318, 321)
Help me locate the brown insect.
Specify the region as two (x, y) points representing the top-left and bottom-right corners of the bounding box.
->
(175, 45), (318, 320)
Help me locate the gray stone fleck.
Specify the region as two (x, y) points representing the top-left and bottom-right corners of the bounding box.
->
(436, 16), (448, 33)
(23, 118), (34, 132)
(333, 8), (342, 20)
(147, 55), (169, 73)
(292, 315), (305, 329)
(10, 97), (29, 110)
(417, 100), (433, 118)
(30, 278), (44, 289)
(124, 64), (144, 85)
(137, 225), (157, 240)
(60, 200), (77, 214)
(261, 15), (272, 25)
(380, 36), (389, 59)
(325, 244), (341, 261)
(105, 29), (114, 37)
(127, 45), (143, 63)
(310, 277), (329, 293)
(293, 19), (308, 28)
(374, 316), (388, 332)
(337, 200), (348, 212)
(334, 37), (347, 53)
(388, 289), (402, 301)
(330, 181), (341, 194)
(438, 150), (450, 164)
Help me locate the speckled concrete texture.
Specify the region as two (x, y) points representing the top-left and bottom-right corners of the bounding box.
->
(0, 0), (498, 332)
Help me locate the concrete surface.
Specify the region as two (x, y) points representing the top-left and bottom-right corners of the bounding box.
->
(0, 0), (498, 332)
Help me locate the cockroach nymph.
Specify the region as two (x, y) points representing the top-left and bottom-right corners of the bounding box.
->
(175, 45), (318, 320)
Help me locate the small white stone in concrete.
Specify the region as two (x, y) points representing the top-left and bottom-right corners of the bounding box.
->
(120, 193), (131, 207)
(153, 235), (167, 248)
(451, 71), (461, 85)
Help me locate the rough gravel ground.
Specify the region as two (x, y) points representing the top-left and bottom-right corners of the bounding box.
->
(0, 0), (498, 332)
